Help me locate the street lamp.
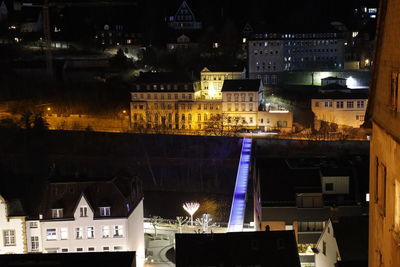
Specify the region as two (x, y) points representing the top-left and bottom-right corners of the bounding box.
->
(183, 202), (200, 226)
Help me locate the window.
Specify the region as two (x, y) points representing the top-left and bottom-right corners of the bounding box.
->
(391, 72), (400, 111)
(315, 101), (319, 107)
(103, 246), (110, 252)
(347, 101), (354, 108)
(235, 103), (239, 111)
(324, 101), (332, 108)
(322, 241), (327, 255)
(241, 93), (246, 102)
(114, 246), (123, 251)
(249, 94), (254, 101)
(227, 94), (232, 102)
(241, 103), (246, 111)
(102, 226), (110, 238)
(30, 222), (38, 228)
(325, 183), (334, 191)
(378, 163), (387, 217)
(394, 181), (400, 234)
(88, 247), (95, 252)
(356, 100), (364, 108)
(87, 227), (95, 239)
(100, 207), (111, 217)
(3, 230), (15, 246)
(52, 208), (63, 218)
(234, 94), (239, 102)
(113, 225), (123, 237)
(374, 157), (379, 203)
(197, 114), (201, 121)
(31, 236), (39, 251)
(60, 227), (68, 240)
(249, 103), (253, 111)
(76, 248), (83, 252)
(61, 248), (68, 253)
(46, 229), (57, 240)
(80, 206), (88, 217)
(76, 227), (83, 239)
(356, 115), (365, 121)
(336, 101), (344, 108)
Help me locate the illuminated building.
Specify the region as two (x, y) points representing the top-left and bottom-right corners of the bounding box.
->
(311, 78), (368, 129)
(248, 26), (345, 85)
(367, 0), (400, 266)
(199, 66), (245, 100)
(221, 79), (262, 129)
(166, 1), (202, 31)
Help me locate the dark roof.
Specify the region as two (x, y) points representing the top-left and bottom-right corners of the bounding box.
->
(320, 83), (349, 91)
(176, 231), (300, 267)
(131, 72), (195, 92)
(0, 252), (135, 267)
(333, 216), (369, 262)
(258, 159), (322, 203)
(248, 22), (343, 37)
(221, 79), (261, 92)
(320, 168), (350, 177)
(313, 90), (368, 100)
(38, 176), (142, 220)
(202, 65), (245, 73)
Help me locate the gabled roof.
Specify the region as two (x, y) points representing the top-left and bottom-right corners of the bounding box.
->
(201, 65), (245, 73)
(38, 176), (142, 220)
(221, 79), (261, 92)
(174, 1), (197, 22)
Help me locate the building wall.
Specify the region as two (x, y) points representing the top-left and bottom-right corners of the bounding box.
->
(311, 98), (367, 128)
(200, 70), (244, 100)
(127, 200), (145, 267)
(0, 197), (26, 254)
(321, 176), (349, 195)
(369, 123), (400, 267)
(258, 111), (293, 132)
(315, 220), (340, 267)
(221, 91), (259, 128)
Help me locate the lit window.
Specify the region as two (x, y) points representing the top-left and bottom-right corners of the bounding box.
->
(102, 226), (110, 238)
(100, 207), (111, 216)
(80, 206), (88, 217)
(4, 230), (15, 246)
(113, 225), (123, 237)
(87, 227), (95, 239)
(60, 227), (68, 240)
(46, 229), (57, 240)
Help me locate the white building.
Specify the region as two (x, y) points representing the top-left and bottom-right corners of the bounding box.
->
(0, 195), (27, 254)
(167, 1), (202, 30)
(258, 110), (293, 133)
(200, 67), (246, 100)
(221, 79), (262, 129)
(26, 177), (145, 266)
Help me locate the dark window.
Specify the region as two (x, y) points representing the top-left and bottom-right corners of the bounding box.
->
(325, 183), (334, 191)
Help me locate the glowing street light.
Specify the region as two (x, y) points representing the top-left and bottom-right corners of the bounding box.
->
(47, 107), (51, 111)
(183, 202), (200, 226)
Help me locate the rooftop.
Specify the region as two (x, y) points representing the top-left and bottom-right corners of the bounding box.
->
(221, 79), (261, 92)
(313, 89), (369, 100)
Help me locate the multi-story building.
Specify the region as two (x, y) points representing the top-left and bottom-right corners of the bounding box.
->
(0, 195), (26, 254)
(221, 79), (262, 129)
(199, 66), (245, 100)
(25, 177), (144, 266)
(311, 79), (368, 129)
(248, 27), (345, 85)
(367, 0), (400, 266)
(95, 24), (142, 48)
(166, 1), (202, 31)
(130, 72), (292, 134)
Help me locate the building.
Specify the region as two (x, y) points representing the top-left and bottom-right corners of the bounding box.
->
(221, 79), (262, 129)
(175, 231), (301, 267)
(311, 82), (368, 128)
(95, 24), (142, 48)
(0, 195), (26, 254)
(258, 110), (293, 133)
(367, 0), (400, 266)
(315, 216), (368, 267)
(248, 25), (345, 85)
(166, 1), (202, 31)
(25, 177), (144, 266)
(321, 77), (347, 87)
(166, 34), (198, 51)
(199, 66), (245, 100)
(252, 157), (368, 266)
(0, 1), (8, 21)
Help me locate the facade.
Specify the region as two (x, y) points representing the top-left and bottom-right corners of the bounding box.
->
(199, 67), (245, 100)
(367, 0), (400, 266)
(0, 195), (26, 254)
(0, 1), (8, 21)
(221, 79), (262, 129)
(24, 178), (144, 266)
(166, 1), (202, 31)
(311, 89), (368, 129)
(248, 30), (345, 85)
(166, 34), (198, 51)
(130, 72), (292, 134)
(95, 24), (142, 47)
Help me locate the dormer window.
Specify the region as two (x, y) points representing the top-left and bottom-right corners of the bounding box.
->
(80, 206), (88, 217)
(100, 207), (111, 217)
(51, 208), (63, 218)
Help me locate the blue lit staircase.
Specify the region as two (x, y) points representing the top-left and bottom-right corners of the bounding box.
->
(228, 138), (252, 232)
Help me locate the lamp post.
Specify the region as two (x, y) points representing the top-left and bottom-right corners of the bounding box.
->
(183, 202), (200, 226)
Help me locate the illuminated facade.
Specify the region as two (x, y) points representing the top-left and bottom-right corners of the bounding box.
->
(368, 0), (400, 266)
(166, 1), (202, 31)
(200, 67), (245, 100)
(248, 30), (345, 85)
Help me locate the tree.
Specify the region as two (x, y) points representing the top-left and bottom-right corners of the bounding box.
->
(176, 216), (189, 233)
(110, 48), (131, 68)
(150, 216), (162, 237)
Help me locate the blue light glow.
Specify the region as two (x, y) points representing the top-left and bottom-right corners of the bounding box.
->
(228, 138), (252, 232)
